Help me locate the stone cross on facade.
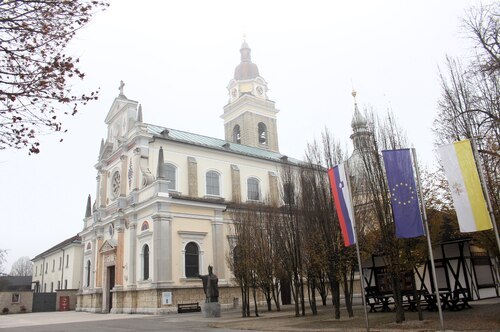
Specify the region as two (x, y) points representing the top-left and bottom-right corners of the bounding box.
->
(118, 80), (125, 96)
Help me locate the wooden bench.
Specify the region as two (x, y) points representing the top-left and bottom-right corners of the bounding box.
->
(177, 302), (201, 313)
(365, 287), (394, 312)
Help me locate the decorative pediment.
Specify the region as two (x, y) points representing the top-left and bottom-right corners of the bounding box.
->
(99, 239), (117, 254)
(105, 97), (139, 125)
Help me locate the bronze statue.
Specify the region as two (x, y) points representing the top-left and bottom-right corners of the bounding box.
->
(198, 265), (219, 303)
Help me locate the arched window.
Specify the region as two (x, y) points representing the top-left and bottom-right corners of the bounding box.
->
(86, 260), (91, 287)
(141, 221), (149, 231)
(206, 171), (220, 196)
(165, 163), (176, 190)
(247, 177), (260, 201)
(86, 242), (92, 250)
(233, 125), (241, 144)
(258, 122), (267, 144)
(143, 244), (150, 280)
(185, 242), (199, 278)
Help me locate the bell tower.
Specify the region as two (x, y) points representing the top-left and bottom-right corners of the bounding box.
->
(221, 41), (280, 152)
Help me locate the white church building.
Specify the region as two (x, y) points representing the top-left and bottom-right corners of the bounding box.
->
(77, 42), (301, 314)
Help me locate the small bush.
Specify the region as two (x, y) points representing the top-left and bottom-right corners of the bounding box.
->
(20, 305), (27, 313)
(2, 307), (9, 314)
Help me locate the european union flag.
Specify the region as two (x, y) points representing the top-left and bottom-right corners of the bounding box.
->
(382, 149), (425, 238)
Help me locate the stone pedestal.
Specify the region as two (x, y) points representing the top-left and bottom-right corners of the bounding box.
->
(201, 302), (221, 318)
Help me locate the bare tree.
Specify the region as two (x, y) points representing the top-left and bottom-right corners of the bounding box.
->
(355, 110), (409, 323)
(10, 256), (32, 276)
(0, 249), (6, 274)
(463, 3), (500, 74)
(227, 206), (254, 317)
(276, 162), (306, 317)
(434, 57), (499, 255)
(0, 0), (108, 154)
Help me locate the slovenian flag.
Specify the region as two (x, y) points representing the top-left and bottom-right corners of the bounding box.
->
(328, 163), (356, 246)
(438, 140), (492, 232)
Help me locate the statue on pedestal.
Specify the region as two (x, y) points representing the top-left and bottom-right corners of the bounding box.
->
(198, 265), (219, 303)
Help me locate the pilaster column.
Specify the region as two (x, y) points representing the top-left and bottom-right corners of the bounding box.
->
(133, 148), (141, 191)
(91, 238), (97, 288)
(187, 157), (198, 197)
(120, 155), (128, 196)
(230, 165), (241, 203)
(268, 171), (279, 206)
(212, 210), (225, 279)
(152, 213), (173, 283)
(99, 170), (107, 207)
(127, 221), (137, 287)
(115, 219), (125, 286)
(95, 235), (104, 288)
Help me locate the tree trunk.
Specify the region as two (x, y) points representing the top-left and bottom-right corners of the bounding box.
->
(329, 270), (341, 319)
(300, 273), (306, 316)
(309, 276), (318, 315)
(293, 272), (300, 317)
(266, 285), (272, 311)
(343, 271), (354, 317)
(412, 271), (423, 321)
(272, 280), (281, 311)
(241, 284), (247, 317)
(318, 273), (328, 306)
(246, 285), (250, 317)
(391, 272), (405, 323)
(252, 284), (259, 317)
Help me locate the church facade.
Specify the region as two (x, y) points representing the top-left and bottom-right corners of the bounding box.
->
(77, 42), (299, 314)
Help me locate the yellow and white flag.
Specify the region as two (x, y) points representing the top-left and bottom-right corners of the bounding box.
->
(438, 140), (492, 232)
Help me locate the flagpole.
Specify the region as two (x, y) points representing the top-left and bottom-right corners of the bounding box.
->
(470, 139), (500, 254)
(344, 162), (370, 332)
(411, 148), (444, 331)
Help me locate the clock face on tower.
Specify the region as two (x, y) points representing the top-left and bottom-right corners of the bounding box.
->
(112, 171), (121, 198)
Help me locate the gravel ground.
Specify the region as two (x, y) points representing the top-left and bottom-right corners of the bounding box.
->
(210, 297), (500, 331)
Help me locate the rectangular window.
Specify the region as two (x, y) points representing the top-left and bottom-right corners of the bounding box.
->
(45, 263), (48, 274)
(64, 280), (67, 290)
(166, 164), (176, 190)
(59, 257), (62, 270)
(52, 259), (55, 272)
(57, 281), (60, 290)
(66, 255), (69, 268)
(35, 265), (38, 276)
(283, 182), (295, 205)
(44, 283), (47, 292)
(11, 293), (20, 303)
(50, 282), (53, 292)
(206, 171), (220, 196)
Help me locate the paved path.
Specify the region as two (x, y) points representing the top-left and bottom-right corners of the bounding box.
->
(0, 297), (499, 331)
(0, 311), (249, 332)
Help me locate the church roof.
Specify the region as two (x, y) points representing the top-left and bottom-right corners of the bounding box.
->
(147, 124), (301, 164)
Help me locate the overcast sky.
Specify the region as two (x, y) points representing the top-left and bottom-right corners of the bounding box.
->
(0, 0), (488, 273)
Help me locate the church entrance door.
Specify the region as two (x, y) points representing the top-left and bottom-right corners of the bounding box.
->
(107, 266), (115, 312)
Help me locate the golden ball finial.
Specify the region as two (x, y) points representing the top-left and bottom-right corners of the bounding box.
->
(351, 89), (357, 98)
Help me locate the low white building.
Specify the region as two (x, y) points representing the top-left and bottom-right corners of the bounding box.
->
(31, 235), (83, 293)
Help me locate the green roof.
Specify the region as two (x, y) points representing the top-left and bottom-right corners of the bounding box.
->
(147, 124), (302, 164)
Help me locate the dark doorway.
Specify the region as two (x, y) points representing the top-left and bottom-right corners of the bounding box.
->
(108, 266), (115, 312)
(280, 279), (292, 305)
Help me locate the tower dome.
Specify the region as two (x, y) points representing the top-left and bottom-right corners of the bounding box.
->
(234, 41), (260, 80)
(350, 90), (367, 129)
